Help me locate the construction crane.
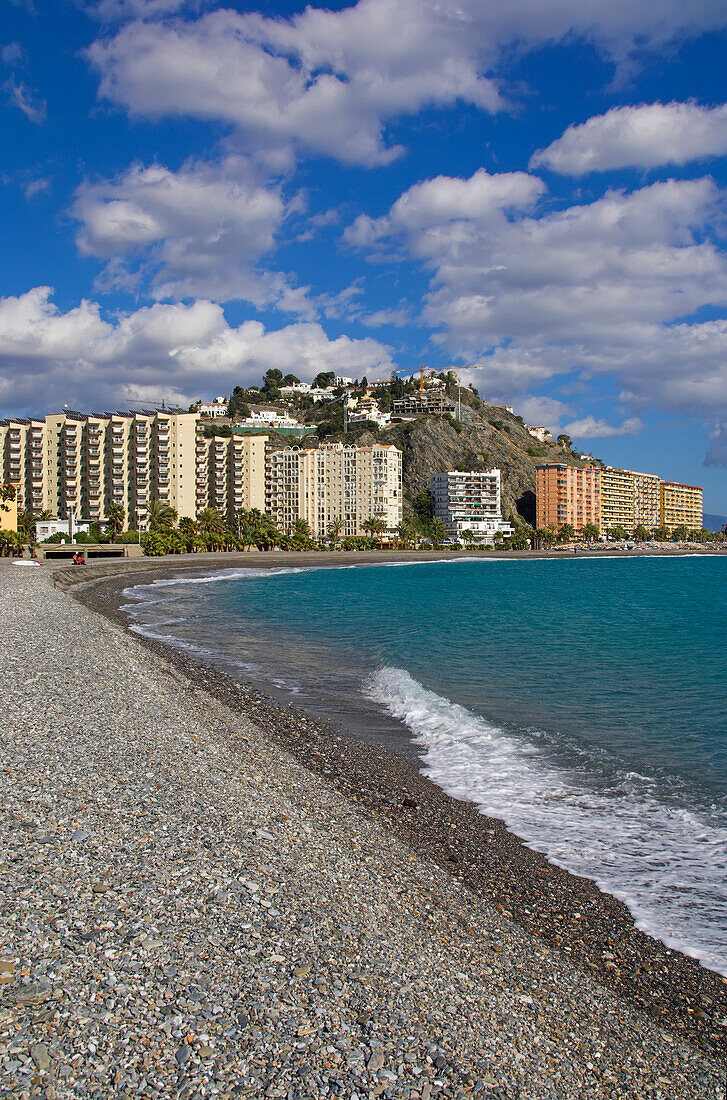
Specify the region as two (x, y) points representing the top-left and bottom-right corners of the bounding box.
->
(393, 365), (437, 396)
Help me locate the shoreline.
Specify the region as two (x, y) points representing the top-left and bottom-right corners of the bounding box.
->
(58, 551), (727, 1061)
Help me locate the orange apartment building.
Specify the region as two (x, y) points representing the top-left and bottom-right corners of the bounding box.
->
(536, 463), (703, 535)
(535, 464), (601, 534)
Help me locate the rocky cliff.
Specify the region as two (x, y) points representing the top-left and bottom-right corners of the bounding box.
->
(265, 395), (598, 526)
(361, 401), (597, 526)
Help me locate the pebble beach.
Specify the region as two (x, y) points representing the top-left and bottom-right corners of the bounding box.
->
(1, 562), (725, 1099)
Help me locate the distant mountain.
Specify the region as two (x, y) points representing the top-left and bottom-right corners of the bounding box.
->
(703, 513), (727, 532)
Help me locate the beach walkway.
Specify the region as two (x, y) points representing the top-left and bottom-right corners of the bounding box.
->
(0, 566), (722, 1099)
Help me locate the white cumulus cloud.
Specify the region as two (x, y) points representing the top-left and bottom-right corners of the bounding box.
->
(350, 169), (727, 421)
(563, 415), (643, 438)
(0, 287), (394, 415)
(86, 0), (727, 167)
(73, 156), (310, 311)
(531, 102), (727, 175)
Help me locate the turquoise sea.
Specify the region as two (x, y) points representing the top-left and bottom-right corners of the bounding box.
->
(124, 556), (727, 974)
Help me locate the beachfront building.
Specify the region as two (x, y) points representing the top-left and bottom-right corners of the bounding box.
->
(0, 417), (46, 517)
(0, 408), (199, 530)
(660, 482), (703, 532)
(535, 464), (601, 535)
(431, 470), (513, 544)
(195, 430), (268, 523)
(599, 466), (636, 532)
(536, 463), (703, 535)
(633, 471), (662, 530)
(266, 441), (402, 539)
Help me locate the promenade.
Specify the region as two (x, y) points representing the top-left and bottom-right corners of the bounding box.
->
(0, 565), (722, 1099)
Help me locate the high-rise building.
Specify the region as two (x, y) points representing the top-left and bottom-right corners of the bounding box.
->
(660, 482), (703, 532)
(266, 441), (402, 539)
(535, 463), (703, 535)
(195, 430), (268, 520)
(431, 470), (513, 543)
(535, 464), (601, 534)
(633, 471), (662, 530)
(599, 466), (636, 532)
(1, 408), (198, 529)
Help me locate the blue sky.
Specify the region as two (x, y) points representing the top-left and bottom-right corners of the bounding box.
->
(1, 0), (727, 511)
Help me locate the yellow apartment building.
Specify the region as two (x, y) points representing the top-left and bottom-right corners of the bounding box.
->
(1, 407), (199, 529)
(599, 467), (636, 531)
(633, 471), (662, 530)
(195, 429), (268, 522)
(267, 441), (402, 539)
(660, 482), (703, 532)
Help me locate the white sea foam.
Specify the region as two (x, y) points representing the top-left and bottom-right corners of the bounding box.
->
(365, 665), (727, 975)
(122, 566), (308, 601)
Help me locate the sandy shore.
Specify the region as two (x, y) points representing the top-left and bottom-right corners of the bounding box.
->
(1, 559), (724, 1098)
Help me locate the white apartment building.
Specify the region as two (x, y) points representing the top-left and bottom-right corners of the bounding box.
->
(431, 469), (513, 544)
(197, 397), (228, 418)
(267, 442), (402, 539)
(240, 408), (300, 428)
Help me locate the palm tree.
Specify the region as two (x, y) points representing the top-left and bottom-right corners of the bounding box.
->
(431, 518), (447, 545)
(396, 519), (413, 548)
(179, 516), (198, 537)
(362, 515), (387, 547)
(294, 518), (312, 540)
(17, 508), (38, 542)
(583, 522), (600, 543)
(557, 522), (576, 544)
(106, 503), (125, 542)
(198, 508), (225, 535)
(537, 524), (557, 549)
(148, 499), (178, 531)
(327, 517), (344, 549)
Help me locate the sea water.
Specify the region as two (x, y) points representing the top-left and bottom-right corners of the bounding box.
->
(124, 556), (727, 974)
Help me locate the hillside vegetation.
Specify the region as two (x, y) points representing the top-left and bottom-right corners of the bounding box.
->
(284, 389), (595, 526)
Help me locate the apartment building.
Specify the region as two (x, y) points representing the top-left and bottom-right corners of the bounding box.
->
(391, 392), (455, 416)
(0, 417), (46, 516)
(195, 430), (268, 521)
(536, 463), (703, 535)
(661, 482), (703, 532)
(431, 470), (513, 544)
(599, 466), (636, 532)
(1, 408), (198, 529)
(633, 471), (662, 529)
(266, 441), (402, 539)
(535, 464), (601, 535)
